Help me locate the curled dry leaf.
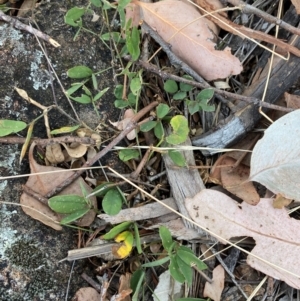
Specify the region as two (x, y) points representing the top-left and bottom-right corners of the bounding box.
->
(203, 264), (225, 301)
(20, 142), (97, 230)
(110, 108), (137, 140)
(250, 110), (300, 201)
(72, 287), (100, 301)
(45, 143), (65, 164)
(61, 142), (87, 158)
(185, 189), (300, 289)
(134, 0), (242, 80)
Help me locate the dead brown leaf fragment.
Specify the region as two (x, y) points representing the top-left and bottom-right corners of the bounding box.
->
(72, 287), (100, 301)
(291, 0), (300, 14)
(210, 155), (259, 205)
(185, 189), (300, 289)
(134, 0), (242, 80)
(20, 142), (97, 230)
(203, 265), (225, 301)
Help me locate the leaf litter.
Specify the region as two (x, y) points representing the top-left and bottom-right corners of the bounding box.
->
(20, 142), (97, 230)
(185, 189), (300, 289)
(132, 0), (242, 80)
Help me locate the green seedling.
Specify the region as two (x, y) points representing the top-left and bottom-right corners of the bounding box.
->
(164, 79), (215, 115)
(0, 120), (27, 137)
(93, 182), (127, 215)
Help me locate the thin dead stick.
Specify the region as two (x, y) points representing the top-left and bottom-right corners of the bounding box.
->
(0, 136), (97, 146)
(44, 101), (159, 199)
(195, 0), (300, 57)
(132, 59), (293, 113)
(130, 147), (151, 179)
(0, 10), (60, 47)
(227, 0), (300, 37)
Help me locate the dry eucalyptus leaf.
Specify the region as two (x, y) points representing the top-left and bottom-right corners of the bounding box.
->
(135, 0), (242, 80)
(45, 143), (65, 164)
(291, 0), (300, 14)
(61, 142), (87, 158)
(250, 110), (300, 201)
(203, 265), (225, 301)
(221, 156), (259, 205)
(284, 92), (300, 109)
(185, 189), (300, 289)
(20, 142), (97, 230)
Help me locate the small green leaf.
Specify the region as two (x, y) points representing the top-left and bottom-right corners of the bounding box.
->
(126, 26), (140, 61)
(154, 121), (164, 139)
(65, 83), (84, 96)
(177, 249), (208, 271)
(102, 221), (132, 240)
(187, 100), (200, 115)
(176, 255), (193, 286)
(142, 256), (170, 267)
(93, 182), (114, 197)
(173, 91), (187, 100)
(67, 66), (93, 79)
(114, 99), (129, 109)
(119, 149), (140, 161)
(102, 0), (116, 9)
(92, 74), (98, 90)
(49, 195), (88, 214)
(140, 120), (157, 132)
(94, 87), (109, 102)
(159, 226), (173, 252)
(156, 103), (169, 119)
(82, 85), (92, 96)
(50, 125), (80, 135)
(101, 32), (123, 42)
(70, 94), (91, 104)
(131, 269), (145, 297)
(179, 76), (193, 92)
(128, 92), (137, 106)
(130, 77), (142, 95)
(166, 116), (189, 145)
(168, 150), (186, 167)
(0, 120), (27, 137)
(134, 222), (142, 254)
(102, 188), (123, 215)
(199, 98), (215, 112)
(169, 256), (185, 283)
(114, 85), (124, 99)
(90, 0), (102, 7)
(164, 80), (178, 94)
(60, 208), (90, 224)
(64, 7), (85, 27)
(196, 88), (214, 101)
(118, 0), (132, 9)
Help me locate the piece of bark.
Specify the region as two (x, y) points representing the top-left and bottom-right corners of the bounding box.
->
(163, 134), (206, 234)
(192, 7), (300, 155)
(97, 198), (178, 224)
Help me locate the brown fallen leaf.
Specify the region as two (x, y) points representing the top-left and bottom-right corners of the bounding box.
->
(20, 142), (97, 230)
(185, 189), (300, 289)
(134, 0), (242, 80)
(210, 155), (259, 205)
(220, 156), (259, 205)
(284, 92), (300, 110)
(203, 265), (225, 301)
(110, 108), (137, 140)
(72, 287), (100, 301)
(291, 0), (300, 14)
